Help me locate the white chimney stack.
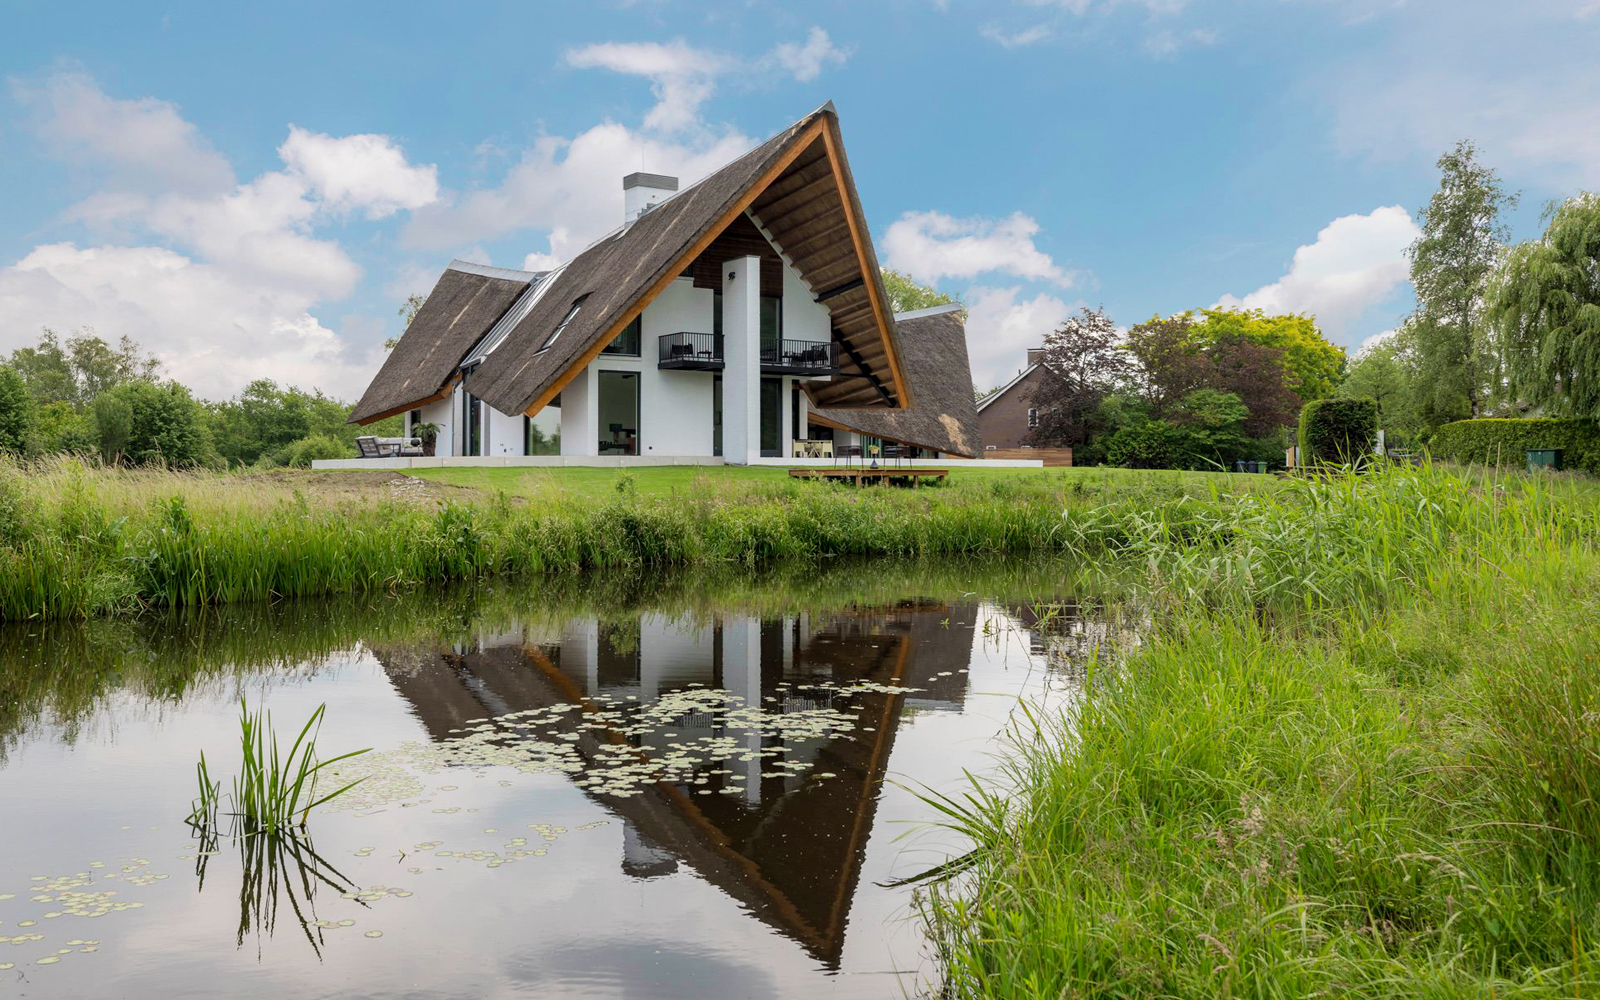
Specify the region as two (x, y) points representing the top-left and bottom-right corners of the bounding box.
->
(623, 172), (678, 223)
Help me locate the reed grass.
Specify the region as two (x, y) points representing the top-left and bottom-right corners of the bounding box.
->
(187, 700), (367, 837)
(911, 462), (1600, 998)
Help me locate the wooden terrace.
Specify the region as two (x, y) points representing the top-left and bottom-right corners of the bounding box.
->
(787, 467), (948, 486)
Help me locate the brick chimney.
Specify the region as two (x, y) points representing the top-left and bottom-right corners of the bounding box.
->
(1026, 347), (1045, 368)
(623, 172), (678, 223)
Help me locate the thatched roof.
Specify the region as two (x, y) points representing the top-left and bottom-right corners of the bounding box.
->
(353, 102), (912, 425)
(808, 305), (982, 457)
(348, 262), (534, 423)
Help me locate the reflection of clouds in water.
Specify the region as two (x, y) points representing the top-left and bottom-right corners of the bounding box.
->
(502, 937), (781, 1000)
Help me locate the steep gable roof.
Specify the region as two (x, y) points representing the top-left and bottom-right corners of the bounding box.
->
(460, 102), (910, 416)
(975, 361), (1042, 413)
(348, 261), (535, 423)
(808, 305), (982, 457)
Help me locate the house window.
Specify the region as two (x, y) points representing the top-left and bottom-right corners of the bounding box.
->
(598, 371), (640, 457)
(712, 290), (781, 355)
(601, 315), (641, 356)
(406, 408), (421, 435)
(538, 296), (588, 353)
(1027, 407), (1039, 429)
(462, 390), (483, 456)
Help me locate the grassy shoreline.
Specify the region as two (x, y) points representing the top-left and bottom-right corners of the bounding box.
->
(0, 458), (1271, 621)
(915, 463), (1600, 998)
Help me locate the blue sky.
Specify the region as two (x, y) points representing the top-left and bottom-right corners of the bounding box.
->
(3, 0), (1597, 398)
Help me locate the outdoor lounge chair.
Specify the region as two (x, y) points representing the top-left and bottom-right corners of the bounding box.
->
(836, 444), (863, 468)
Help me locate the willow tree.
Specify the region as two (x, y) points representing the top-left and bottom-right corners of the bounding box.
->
(1485, 193), (1600, 419)
(1405, 140), (1517, 420)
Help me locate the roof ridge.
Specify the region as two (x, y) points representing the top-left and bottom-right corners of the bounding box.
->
(446, 259), (544, 281)
(893, 303), (964, 321)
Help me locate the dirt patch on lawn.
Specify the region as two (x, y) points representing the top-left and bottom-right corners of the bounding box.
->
(246, 470), (481, 508)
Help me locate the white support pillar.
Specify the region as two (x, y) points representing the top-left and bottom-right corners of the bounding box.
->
(721, 256), (762, 465)
(559, 365), (599, 456)
(721, 615), (764, 803)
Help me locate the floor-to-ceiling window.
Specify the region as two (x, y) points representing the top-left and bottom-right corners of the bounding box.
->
(759, 377), (780, 457)
(598, 371), (640, 456)
(462, 390), (483, 456)
(712, 375), (722, 457)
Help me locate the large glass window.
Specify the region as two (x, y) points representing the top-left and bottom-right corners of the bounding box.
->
(601, 315), (641, 356)
(712, 375), (722, 457)
(598, 371), (640, 457)
(759, 377), (780, 457)
(712, 290), (781, 357)
(462, 390), (483, 456)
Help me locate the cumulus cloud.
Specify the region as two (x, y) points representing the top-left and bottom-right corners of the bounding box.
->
(0, 243), (381, 398)
(1213, 205), (1421, 344)
(566, 39), (730, 133)
(405, 122), (754, 260)
(2, 72), (437, 398)
(768, 27), (850, 81)
(883, 210), (1073, 287)
(279, 126), (439, 219)
(10, 70), (233, 195)
(964, 285), (1073, 391)
(565, 28), (850, 133)
(1144, 27), (1219, 57)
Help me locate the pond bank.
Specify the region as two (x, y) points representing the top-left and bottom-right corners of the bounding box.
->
(915, 463), (1600, 997)
(0, 459), (1265, 621)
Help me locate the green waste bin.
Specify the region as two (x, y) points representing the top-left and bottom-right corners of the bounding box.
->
(1527, 449), (1563, 473)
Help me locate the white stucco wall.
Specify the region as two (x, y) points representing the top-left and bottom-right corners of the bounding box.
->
(418, 395), (457, 457)
(559, 365), (598, 457)
(485, 405), (524, 457)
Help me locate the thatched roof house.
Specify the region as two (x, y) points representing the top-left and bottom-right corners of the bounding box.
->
(348, 103), (979, 463)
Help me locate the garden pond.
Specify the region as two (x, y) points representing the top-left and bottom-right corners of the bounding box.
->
(0, 560), (1130, 998)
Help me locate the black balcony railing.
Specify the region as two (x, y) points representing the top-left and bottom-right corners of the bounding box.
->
(657, 333), (838, 374)
(657, 332), (722, 370)
(762, 339), (837, 375)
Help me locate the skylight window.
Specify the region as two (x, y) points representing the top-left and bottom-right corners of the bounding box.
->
(539, 296), (588, 353)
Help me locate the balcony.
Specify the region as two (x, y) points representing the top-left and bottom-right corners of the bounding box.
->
(762, 339), (838, 375)
(658, 332), (723, 370)
(657, 334), (839, 376)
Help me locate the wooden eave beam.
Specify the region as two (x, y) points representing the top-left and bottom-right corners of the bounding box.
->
(352, 374), (461, 425)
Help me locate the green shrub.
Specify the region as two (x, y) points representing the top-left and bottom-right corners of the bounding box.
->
(274, 434), (349, 468)
(1298, 397), (1377, 464)
(1430, 418), (1600, 474)
(1104, 420), (1196, 469)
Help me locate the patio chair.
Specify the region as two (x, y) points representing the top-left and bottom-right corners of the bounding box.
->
(836, 444), (863, 468)
(355, 436), (384, 458)
(376, 436), (422, 457)
(883, 444), (910, 468)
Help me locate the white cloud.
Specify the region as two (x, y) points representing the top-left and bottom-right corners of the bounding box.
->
(965, 285), (1073, 390)
(2, 72), (438, 398)
(883, 210), (1073, 287)
(10, 70), (233, 195)
(565, 39), (730, 133)
(565, 28), (850, 133)
(981, 24), (1053, 48)
(0, 243), (380, 398)
(768, 28), (850, 81)
(405, 122), (754, 260)
(1213, 206), (1421, 344)
(279, 126), (439, 219)
(1144, 26), (1218, 57)
(1358, 328), (1397, 355)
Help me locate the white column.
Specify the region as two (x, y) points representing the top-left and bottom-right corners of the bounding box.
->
(559, 366), (599, 457)
(721, 615), (764, 804)
(721, 256), (762, 465)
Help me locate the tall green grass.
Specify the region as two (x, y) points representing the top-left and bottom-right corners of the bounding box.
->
(0, 455), (1250, 621)
(913, 462), (1600, 998)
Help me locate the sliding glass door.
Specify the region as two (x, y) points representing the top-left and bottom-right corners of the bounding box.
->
(759, 377), (780, 458)
(598, 371), (640, 456)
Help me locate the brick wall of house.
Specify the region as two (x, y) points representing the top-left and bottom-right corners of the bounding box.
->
(977, 366), (1047, 449)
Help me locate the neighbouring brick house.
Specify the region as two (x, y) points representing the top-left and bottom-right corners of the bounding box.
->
(976, 348), (1047, 449)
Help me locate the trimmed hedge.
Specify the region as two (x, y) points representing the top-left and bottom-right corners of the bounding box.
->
(1429, 418), (1600, 474)
(1298, 398), (1377, 464)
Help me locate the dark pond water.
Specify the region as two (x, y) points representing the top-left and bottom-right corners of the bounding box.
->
(0, 563), (1121, 998)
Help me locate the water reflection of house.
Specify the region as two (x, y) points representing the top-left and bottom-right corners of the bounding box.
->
(373, 602), (975, 967)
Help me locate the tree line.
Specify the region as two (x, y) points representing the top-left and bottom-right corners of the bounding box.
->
(1024, 139), (1600, 468)
(0, 328), (396, 467)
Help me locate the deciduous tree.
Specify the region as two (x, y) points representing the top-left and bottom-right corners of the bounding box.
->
(879, 268), (963, 316)
(1485, 193), (1600, 420)
(1406, 140), (1516, 420)
(1027, 307), (1135, 447)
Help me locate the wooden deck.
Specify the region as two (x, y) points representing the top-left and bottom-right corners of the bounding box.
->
(788, 467), (948, 486)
